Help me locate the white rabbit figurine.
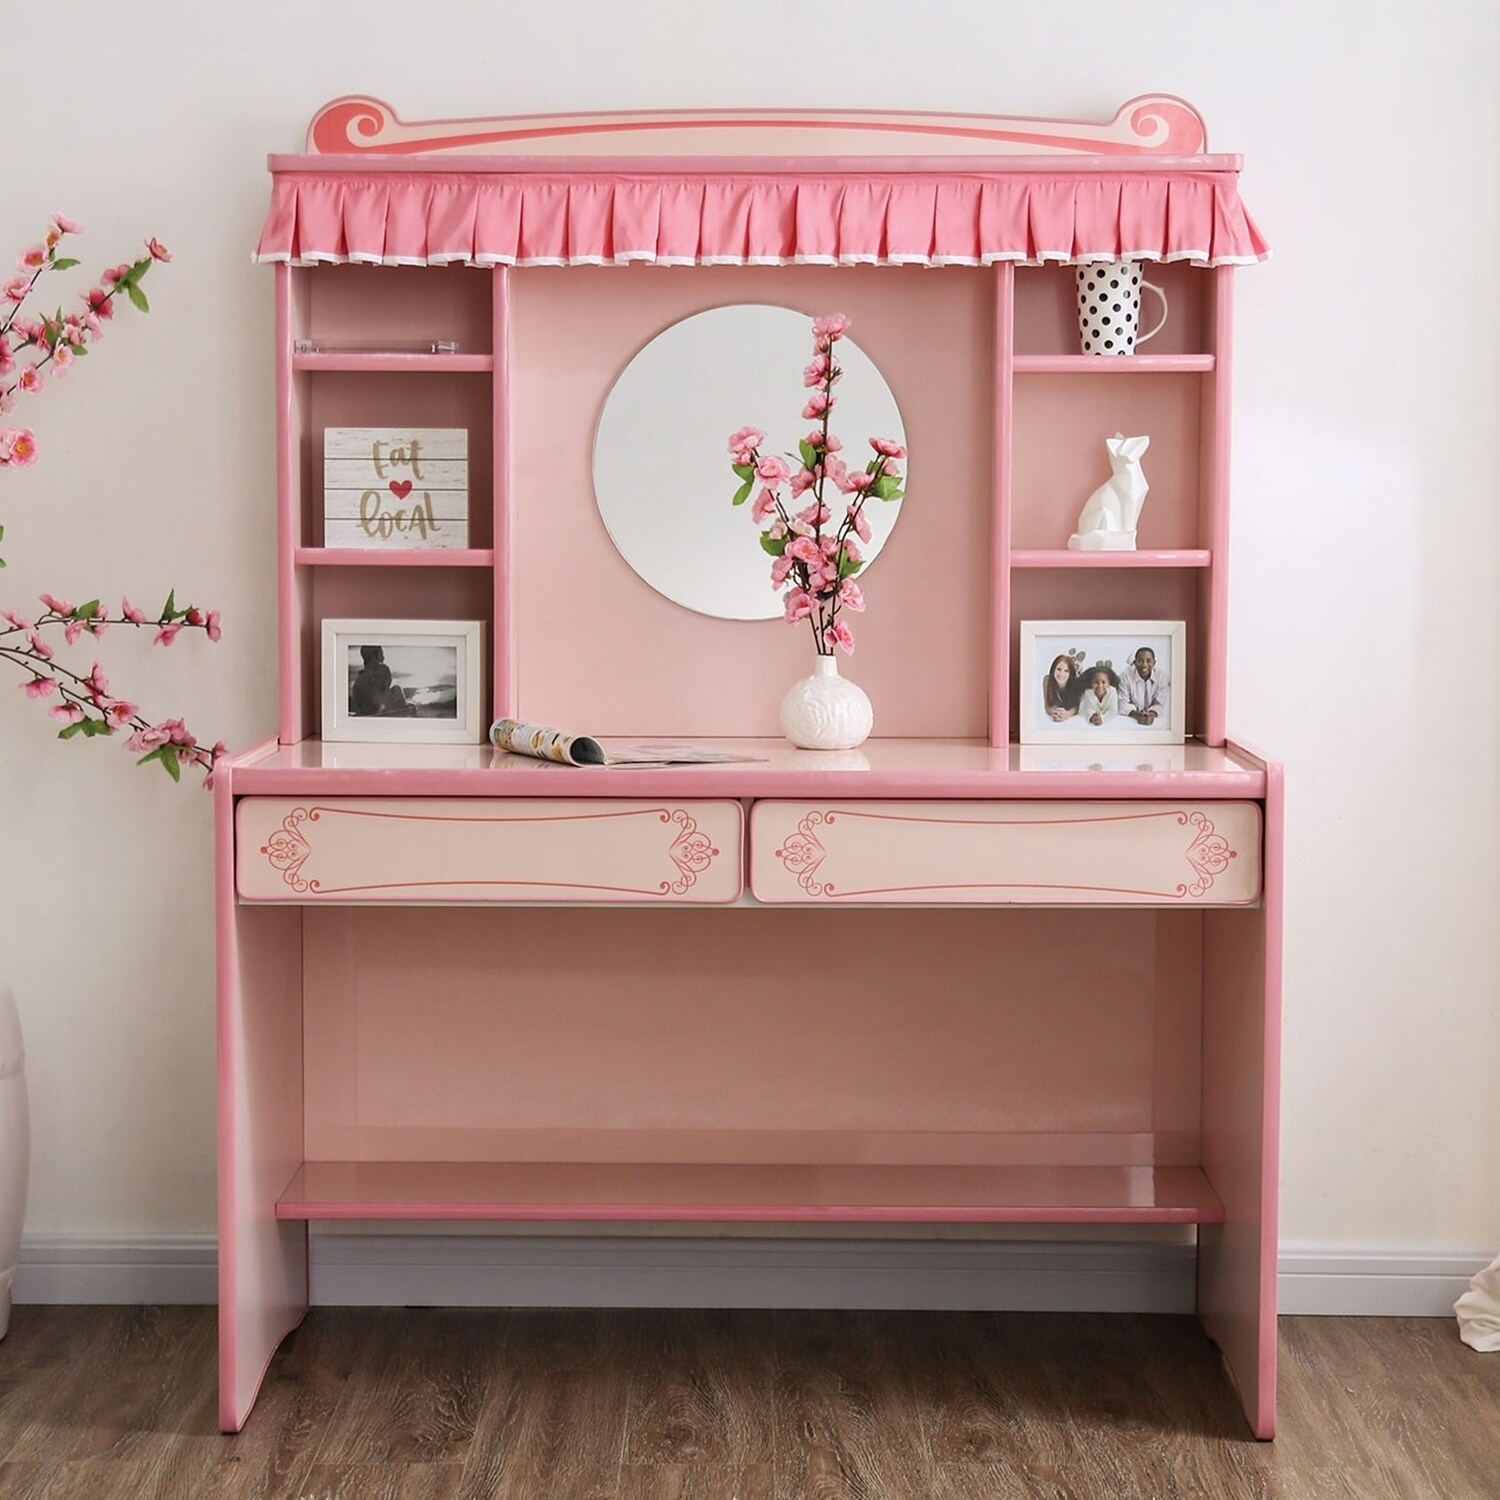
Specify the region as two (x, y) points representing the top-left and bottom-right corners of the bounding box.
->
(1068, 433), (1150, 551)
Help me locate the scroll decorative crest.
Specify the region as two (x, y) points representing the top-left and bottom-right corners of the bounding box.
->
(306, 95), (1209, 159)
(1179, 810), (1238, 897)
(260, 807), (319, 893)
(662, 809), (720, 895)
(776, 811), (833, 897)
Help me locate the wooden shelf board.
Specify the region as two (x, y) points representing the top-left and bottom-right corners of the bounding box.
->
(1012, 354), (1215, 374)
(1011, 549), (1211, 569)
(277, 1161), (1225, 1225)
(292, 352), (494, 373)
(295, 548), (495, 568)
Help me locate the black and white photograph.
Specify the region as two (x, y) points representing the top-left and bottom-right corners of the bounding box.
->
(1020, 619), (1186, 746)
(347, 642), (458, 721)
(321, 619), (484, 744)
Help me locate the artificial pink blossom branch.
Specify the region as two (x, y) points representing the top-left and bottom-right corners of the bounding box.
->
(726, 313), (906, 657)
(2, 218), (220, 784)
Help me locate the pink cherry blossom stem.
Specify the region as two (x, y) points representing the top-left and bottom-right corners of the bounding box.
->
(0, 264), (49, 343)
(0, 641), (216, 772)
(745, 441), (826, 654)
(1, 279), (124, 404)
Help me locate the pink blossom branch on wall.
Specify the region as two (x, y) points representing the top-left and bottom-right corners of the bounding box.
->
(0, 216), (223, 784)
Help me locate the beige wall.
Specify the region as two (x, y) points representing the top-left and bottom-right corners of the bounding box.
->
(1, 0), (1496, 1255)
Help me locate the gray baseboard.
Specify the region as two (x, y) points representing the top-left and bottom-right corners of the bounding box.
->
(14, 1233), (1491, 1317)
(15, 1234), (217, 1305)
(1276, 1246), (1492, 1317)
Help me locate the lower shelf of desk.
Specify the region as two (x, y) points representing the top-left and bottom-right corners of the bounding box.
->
(275, 1161), (1226, 1225)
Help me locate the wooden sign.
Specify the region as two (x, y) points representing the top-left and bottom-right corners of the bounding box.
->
(323, 428), (469, 550)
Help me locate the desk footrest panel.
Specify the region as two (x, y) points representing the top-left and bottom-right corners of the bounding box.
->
(237, 798), (744, 903)
(750, 800), (1260, 905)
(277, 1161), (1226, 1225)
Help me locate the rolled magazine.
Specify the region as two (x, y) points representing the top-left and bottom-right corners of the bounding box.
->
(489, 719), (762, 767)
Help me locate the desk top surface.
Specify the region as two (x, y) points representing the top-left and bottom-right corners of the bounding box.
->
(227, 737), (1270, 800)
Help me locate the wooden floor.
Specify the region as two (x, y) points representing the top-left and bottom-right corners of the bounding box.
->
(0, 1307), (1496, 1498)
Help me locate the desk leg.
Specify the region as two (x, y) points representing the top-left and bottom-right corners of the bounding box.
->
(1198, 767), (1283, 1439)
(217, 775), (308, 1432)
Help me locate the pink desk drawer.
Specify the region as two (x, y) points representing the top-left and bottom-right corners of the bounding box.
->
(750, 801), (1261, 906)
(237, 798), (743, 904)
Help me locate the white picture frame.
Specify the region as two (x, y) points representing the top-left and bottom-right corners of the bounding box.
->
(321, 619), (485, 744)
(1020, 620), (1186, 745)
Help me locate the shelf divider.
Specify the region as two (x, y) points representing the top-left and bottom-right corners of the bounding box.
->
(1013, 354), (1215, 374)
(1010, 548), (1211, 569)
(295, 547), (495, 568)
(291, 352), (494, 373)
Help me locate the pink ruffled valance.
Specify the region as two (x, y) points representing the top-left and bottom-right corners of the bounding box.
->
(254, 170), (1269, 269)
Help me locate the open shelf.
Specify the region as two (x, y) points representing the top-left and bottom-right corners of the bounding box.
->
(295, 547), (495, 568)
(295, 263), (494, 355)
(1009, 373), (1205, 554)
(1012, 354), (1214, 374)
(1011, 261), (1210, 359)
(1011, 548), (1211, 569)
(276, 1160), (1226, 1225)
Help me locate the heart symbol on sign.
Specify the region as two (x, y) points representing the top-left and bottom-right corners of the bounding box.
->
(389, 480), (413, 500)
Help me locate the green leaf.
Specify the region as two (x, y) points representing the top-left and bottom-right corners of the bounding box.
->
(73, 599), (100, 621)
(759, 532), (788, 556)
(162, 590), (177, 621)
(838, 554), (865, 579)
(799, 440), (817, 469)
(51, 257), (79, 271)
(136, 747), (163, 768)
(126, 283), (149, 313)
(873, 475), (903, 501)
(81, 718), (111, 738)
(731, 462), (755, 481)
(731, 477), (754, 507)
(161, 750), (182, 782)
(58, 721), (85, 740)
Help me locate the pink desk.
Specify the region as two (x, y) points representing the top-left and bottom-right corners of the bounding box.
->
(217, 738), (1281, 1436)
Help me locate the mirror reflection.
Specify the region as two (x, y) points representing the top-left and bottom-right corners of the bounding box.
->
(593, 304), (906, 621)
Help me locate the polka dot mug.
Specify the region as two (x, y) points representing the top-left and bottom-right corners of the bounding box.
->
(1074, 260), (1169, 355)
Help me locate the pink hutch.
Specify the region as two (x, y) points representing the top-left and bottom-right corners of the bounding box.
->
(221, 96), (1280, 1434)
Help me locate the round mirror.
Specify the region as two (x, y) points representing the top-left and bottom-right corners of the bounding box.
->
(593, 304), (906, 621)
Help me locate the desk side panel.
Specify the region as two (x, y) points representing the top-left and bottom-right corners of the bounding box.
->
(218, 774), (309, 1432)
(1198, 762), (1282, 1439)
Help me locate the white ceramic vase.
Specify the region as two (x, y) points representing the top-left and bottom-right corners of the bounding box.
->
(0, 984), (28, 1340)
(779, 654), (873, 750)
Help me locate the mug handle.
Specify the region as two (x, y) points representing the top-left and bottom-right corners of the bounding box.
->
(1136, 278), (1169, 347)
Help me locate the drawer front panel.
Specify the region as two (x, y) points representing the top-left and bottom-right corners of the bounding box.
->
(238, 798), (743, 904)
(750, 801), (1261, 906)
